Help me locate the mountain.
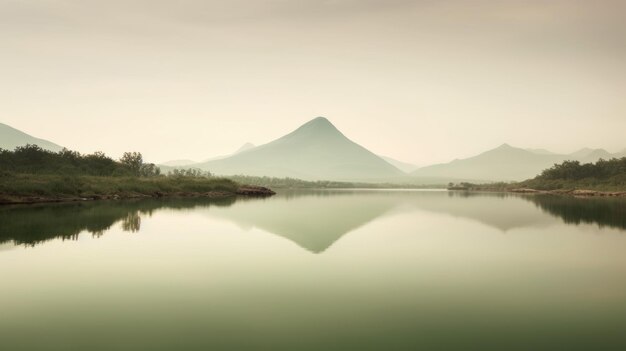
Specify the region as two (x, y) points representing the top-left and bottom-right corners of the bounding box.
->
(0, 123), (63, 152)
(160, 143), (256, 167)
(380, 156), (418, 173)
(568, 147), (596, 159)
(576, 148), (613, 163)
(411, 144), (564, 182)
(193, 117), (404, 180)
(412, 144), (626, 182)
(526, 148), (557, 155)
(201, 142), (257, 162)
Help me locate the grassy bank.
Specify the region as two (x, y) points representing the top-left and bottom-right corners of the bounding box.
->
(0, 172), (242, 204)
(0, 145), (275, 204)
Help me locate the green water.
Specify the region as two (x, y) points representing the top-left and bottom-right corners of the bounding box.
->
(1, 190), (626, 350)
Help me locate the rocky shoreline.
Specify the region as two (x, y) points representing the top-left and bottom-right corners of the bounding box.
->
(508, 188), (626, 197)
(0, 185), (275, 205)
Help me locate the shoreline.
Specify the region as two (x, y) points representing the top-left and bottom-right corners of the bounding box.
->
(450, 187), (626, 197)
(0, 185), (275, 205)
(3, 185), (625, 205)
(508, 188), (626, 197)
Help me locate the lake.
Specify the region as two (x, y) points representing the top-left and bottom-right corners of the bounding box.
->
(1, 190), (626, 350)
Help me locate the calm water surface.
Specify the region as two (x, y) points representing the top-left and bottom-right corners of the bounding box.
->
(1, 190), (626, 350)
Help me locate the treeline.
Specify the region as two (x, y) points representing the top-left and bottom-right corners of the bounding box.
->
(226, 175), (431, 189)
(536, 158), (626, 181)
(227, 175), (356, 189)
(520, 157), (626, 191)
(0, 144), (160, 177)
(447, 181), (511, 191)
(168, 168), (212, 178)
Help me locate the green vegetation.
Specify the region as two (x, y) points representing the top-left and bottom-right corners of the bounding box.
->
(0, 173), (238, 200)
(0, 145), (240, 203)
(521, 158), (626, 191)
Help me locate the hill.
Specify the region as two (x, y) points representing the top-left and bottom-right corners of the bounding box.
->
(160, 143), (257, 168)
(0, 123), (63, 152)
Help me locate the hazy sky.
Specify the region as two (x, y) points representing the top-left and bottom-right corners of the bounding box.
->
(1, 0), (624, 165)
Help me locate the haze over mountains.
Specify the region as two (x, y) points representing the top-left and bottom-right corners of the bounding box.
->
(2, 118), (624, 183)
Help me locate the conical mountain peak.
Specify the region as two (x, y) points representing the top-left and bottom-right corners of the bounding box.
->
(297, 116), (339, 132)
(310, 116), (332, 124)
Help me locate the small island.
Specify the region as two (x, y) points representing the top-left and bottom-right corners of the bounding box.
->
(0, 145), (274, 205)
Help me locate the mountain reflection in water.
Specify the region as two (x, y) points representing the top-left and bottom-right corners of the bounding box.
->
(1, 190), (625, 252)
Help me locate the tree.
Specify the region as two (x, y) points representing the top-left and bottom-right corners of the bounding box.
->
(140, 163), (160, 177)
(167, 168), (211, 178)
(120, 152), (144, 176)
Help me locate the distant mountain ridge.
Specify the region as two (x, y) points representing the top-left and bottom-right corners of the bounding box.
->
(525, 148), (557, 155)
(192, 117), (404, 180)
(4, 120), (623, 184)
(160, 142), (257, 167)
(412, 144), (626, 182)
(162, 121), (623, 182)
(0, 123), (63, 152)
